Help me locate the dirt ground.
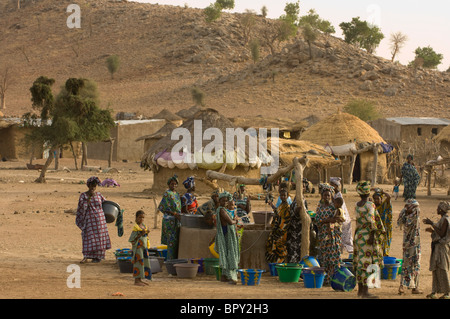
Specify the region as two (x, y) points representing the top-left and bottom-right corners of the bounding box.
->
(0, 158), (449, 301)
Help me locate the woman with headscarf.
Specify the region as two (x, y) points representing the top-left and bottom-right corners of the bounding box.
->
(285, 195), (311, 262)
(353, 181), (385, 299)
(329, 177), (353, 256)
(372, 188), (393, 256)
(423, 201), (450, 299)
(233, 184), (251, 224)
(265, 189), (291, 263)
(215, 191), (240, 284)
(399, 154), (421, 201)
(198, 188), (221, 227)
(397, 199), (423, 295)
(76, 176), (111, 264)
(315, 183), (343, 285)
(181, 176), (199, 215)
(158, 175), (182, 260)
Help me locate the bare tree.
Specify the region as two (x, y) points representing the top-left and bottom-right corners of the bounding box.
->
(239, 9), (257, 45)
(0, 67), (12, 110)
(389, 31), (408, 62)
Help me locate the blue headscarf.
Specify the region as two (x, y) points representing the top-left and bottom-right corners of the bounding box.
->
(183, 176), (195, 190)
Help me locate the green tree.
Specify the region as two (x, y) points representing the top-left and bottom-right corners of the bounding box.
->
(299, 9), (335, 35)
(261, 16), (297, 55)
(25, 77), (115, 182)
(343, 99), (380, 122)
(215, 0), (234, 10)
(249, 38), (261, 63)
(261, 5), (268, 18)
(301, 23), (318, 59)
(239, 9), (257, 44)
(339, 17), (384, 53)
(29, 76), (55, 122)
(204, 2), (222, 23)
(282, 1), (300, 26)
(106, 54), (120, 79)
(191, 86), (205, 106)
(411, 46), (444, 69)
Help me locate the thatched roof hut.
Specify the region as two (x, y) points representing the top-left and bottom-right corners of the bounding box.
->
(434, 124), (450, 154)
(141, 108), (272, 194)
(230, 116), (308, 139)
(136, 122), (179, 154)
(175, 106), (202, 120)
(151, 108), (183, 126)
(299, 111), (389, 183)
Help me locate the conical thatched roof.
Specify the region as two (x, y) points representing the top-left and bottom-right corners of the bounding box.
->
(151, 108), (183, 122)
(434, 124), (450, 143)
(266, 138), (340, 168)
(299, 111), (386, 147)
(135, 122), (178, 142)
(141, 108), (270, 171)
(176, 105), (202, 120)
(230, 116), (307, 132)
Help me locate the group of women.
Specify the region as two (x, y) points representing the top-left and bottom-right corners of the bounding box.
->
(74, 162), (449, 297)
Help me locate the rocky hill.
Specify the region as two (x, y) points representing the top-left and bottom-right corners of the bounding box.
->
(1, 0), (449, 122)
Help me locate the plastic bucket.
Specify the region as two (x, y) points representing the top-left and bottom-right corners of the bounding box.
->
(157, 249), (168, 261)
(174, 263), (199, 278)
(300, 256), (320, 268)
(117, 257), (133, 273)
(383, 256), (397, 264)
(303, 267), (326, 288)
(213, 265), (222, 281)
(268, 263), (278, 276)
(190, 258), (205, 273)
(382, 262), (400, 280)
(114, 248), (133, 259)
(275, 264), (303, 283)
(164, 259), (188, 275)
(396, 259), (403, 275)
(204, 258), (220, 275)
(238, 269), (265, 286)
(331, 266), (356, 292)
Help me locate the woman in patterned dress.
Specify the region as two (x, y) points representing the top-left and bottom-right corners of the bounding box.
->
(265, 189), (291, 263)
(399, 154), (421, 201)
(215, 192), (240, 284)
(233, 184), (251, 224)
(129, 210), (152, 286)
(315, 183), (343, 285)
(397, 199), (423, 295)
(285, 196), (311, 262)
(158, 175), (182, 260)
(181, 176), (199, 215)
(76, 176), (112, 264)
(353, 181), (385, 299)
(372, 188), (393, 256)
(329, 177), (353, 256)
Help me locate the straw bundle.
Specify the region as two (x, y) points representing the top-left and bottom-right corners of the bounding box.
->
(434, 125), (450, 143)
(151, 108), (183, 123)
(135, 122), (178, 142)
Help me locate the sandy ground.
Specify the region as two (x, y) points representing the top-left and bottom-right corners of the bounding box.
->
(0, 158), (449, 302)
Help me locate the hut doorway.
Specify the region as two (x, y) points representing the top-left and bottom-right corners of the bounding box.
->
(352, 155), (361, 182)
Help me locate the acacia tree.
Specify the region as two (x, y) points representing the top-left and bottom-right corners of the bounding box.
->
(25, 77), (115, 183)
(299, 9), (335, 35)
(410, 46), (444, 69)
(106, 55), (120, 79)
(389, 32), (408, 62)
(260, 16), (297, 55)
(339, 17), (384, 53)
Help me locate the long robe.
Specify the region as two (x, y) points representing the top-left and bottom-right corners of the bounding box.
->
(265, 202), (291, 263)
(215, 206), (240, 281)
(158, 190), (181, 260)
(129, 223), (152, 280)
(75, 191), (111, 260)
(376, 199), (393, 256)
(401, 163), (421, 200)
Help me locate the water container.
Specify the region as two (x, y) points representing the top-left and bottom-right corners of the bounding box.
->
(238, 269), (265, 286)
(331, 266), (356, 292)
(303, 267), (326, 288)
(381, 261), (400, 280)
(275, 264), (303, 283)
(204, 258), (220, 275)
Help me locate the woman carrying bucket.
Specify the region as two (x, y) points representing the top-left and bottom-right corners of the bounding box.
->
(397, 199), (423, 295)
(315, 183), (343, 285)
(353, 181), (385, 299)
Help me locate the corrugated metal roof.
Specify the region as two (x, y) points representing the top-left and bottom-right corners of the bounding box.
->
(386, 117), (450, 126)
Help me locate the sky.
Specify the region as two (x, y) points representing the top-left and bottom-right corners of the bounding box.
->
(131, 0), (450, 71)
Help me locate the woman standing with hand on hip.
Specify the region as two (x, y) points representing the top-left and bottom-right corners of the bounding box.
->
(76, 176), (111, 264)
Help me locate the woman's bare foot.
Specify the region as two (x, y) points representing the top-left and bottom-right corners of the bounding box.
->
(134, 279), (147, 286)
(80, 258), (89, 264)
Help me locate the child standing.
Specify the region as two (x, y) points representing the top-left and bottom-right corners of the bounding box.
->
(129, 210), (152, 286)
(393, 178), (400, 200)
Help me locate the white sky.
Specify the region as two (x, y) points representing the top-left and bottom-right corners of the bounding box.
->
(131, 0), (450, 71)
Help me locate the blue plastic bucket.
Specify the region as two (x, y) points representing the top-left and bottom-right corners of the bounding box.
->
(382, 261), (400, 280)
(383, 256), (397, 264)
(300, 256), (320, 268)
(268, 263), (278, 276)
(331, 266), (356, 292)
(302, 267), (326, 288)
(190, 258), (205, 273)
(238, 269), (265, 286)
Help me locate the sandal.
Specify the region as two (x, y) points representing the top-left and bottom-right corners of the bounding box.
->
(439, 294), (449, 299)
(412, 289), (423, 295)
(92, 258), (101, 263)
(426, 293), (437, 299)
(80, 258), (89, 264)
